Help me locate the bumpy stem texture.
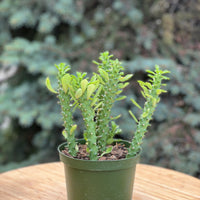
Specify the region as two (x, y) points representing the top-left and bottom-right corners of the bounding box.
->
(127, 66), (170, 157)
(79, 96), (98, 160)
(57, 68), (77, 157)
(95, 52), (125, 152)
(68, 73), (98, 160)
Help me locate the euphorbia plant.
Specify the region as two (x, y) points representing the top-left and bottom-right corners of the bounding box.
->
(46, 51), (170, 160)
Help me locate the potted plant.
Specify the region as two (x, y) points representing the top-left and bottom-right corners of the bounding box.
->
(46, 51), (170, 200)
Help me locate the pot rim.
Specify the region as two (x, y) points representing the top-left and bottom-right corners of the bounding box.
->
(58, 139), (141, 171)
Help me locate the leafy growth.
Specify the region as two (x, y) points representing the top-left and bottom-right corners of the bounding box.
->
(46, 52), (170, 160)
(127, 65), (170, 157)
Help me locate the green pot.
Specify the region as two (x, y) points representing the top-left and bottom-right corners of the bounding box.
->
(58, 139), (140, 200)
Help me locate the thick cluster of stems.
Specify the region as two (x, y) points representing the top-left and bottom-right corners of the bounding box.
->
(46, 53), (170, 160)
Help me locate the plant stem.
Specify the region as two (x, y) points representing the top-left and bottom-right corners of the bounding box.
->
(56, 65), (77, 157)
(95, 52), (124, 152)
(79, 94), (98, 160)
(127, 66), (170, 157)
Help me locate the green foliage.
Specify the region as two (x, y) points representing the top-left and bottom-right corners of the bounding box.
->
(127, 66), (170, 157)
(47, 52), (133, 160)
(94, 52), (132, 152)
(47, 53), (169, 160)
(56, 64), (77, 156)
(0, 0), (200, 177)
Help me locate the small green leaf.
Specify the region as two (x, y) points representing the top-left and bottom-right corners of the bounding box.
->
(153, 98), (157, 106)
(99, 146), (113, 157)
(86, 147), (90, 153)
(116, 90), (123, 95)
(112, 139), (123, 143)
(111, 121), (117, 129)
(97, 74), (105, 84)
(155, 65), (160, 71)
(91, 97), (98, 107)
(61, 74), (71, 93)
(70, 124), (77, 135)
(90, 74), (97, 82)
(55, 63), (70, 75)
(137, 80), (144, 86)
(131, 98), (142, 110)
(72, 103), (79, 112)
(94, 80), (100, 90)
(145, 82), (152, 90)
(119, 74), (133, 82)
(116, 96), (127, 101)
(87, 84), (96, 100)
(156, 97), (160, 103)
(106, 138), (113, 145)
(110, 121), (122, 136)
(62, 130), (67, 138)
(110, 114), (121, 120)
(94, 102), (103, 110)
(81, 79), (88, 93)
(99, 68), (109, 81)
(138, 81), (149, 94)
(146, 70), (155, 74)
(141, 91), (146, 98)
(75, 144), (79, 152)
(83, 132), (88, 141)
(45, 77), (57, 94)
(75, 88), (83, 99)
(162, 70), (171, 74)
(142, 111), (148, 118)
(67, 84), (75, 93)
(92, 60), (99, 65)
(91, 85), (103, 106)
(129, 110), (138, 123)
(148, 74), (154, 79)
(156, 89), (167, 95)
(162, 76), (170, 80)
(118, 82), (129, 89)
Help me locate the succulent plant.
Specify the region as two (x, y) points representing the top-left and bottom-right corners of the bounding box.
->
(46, 51), (170, 160)
(127, 66), (170, 157)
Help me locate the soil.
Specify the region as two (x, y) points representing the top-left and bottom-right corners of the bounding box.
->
(62, 143), (128, 160)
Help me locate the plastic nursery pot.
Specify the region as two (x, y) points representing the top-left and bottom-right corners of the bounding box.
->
(58, 139), (140, 200)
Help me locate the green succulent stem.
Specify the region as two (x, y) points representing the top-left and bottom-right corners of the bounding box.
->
(94, 52), (130, 152)
(65, 72), (99, 160)
(127, 65), (170, 158)
(56, 64), (77, 157)
(78, 95), (98, 160)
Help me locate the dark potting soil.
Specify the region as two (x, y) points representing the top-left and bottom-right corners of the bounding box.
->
(62, 143), (128, 160)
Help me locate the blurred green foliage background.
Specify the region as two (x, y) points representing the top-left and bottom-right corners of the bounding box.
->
(0, 0), (199, 178)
